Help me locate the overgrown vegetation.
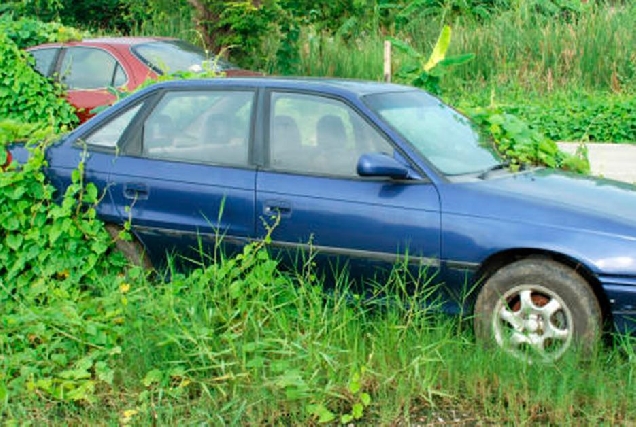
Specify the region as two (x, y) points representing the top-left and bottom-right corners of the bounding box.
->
(386, 25), (588, 172)
(508, 94), (636, 143)
(466, 105), (589, 172)
(0, 125), (128, 403)
(0, 21), (78, 132)
(0, 13), (84, 49)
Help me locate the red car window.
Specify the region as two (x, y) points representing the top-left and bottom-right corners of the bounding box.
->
(29, 47), (59, 77)
(60, 46), (128, 89)
(131, 40), (236, 74)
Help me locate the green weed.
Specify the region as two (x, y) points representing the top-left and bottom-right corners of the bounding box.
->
(0, 130), (128, 407)
(0, 31), (77, 132)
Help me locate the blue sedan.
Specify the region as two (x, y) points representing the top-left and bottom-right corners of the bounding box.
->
(22, 78), (636, 361)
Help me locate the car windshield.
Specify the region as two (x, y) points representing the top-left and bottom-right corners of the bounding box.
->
(132, 40), (237, 74)
(364, 90), (501, 176)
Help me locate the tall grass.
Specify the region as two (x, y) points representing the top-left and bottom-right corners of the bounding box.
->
(288, 32), (387, 80)
(112, 243), (451, 424)
(259, 3), (636, 100)
(249, 3), (636, 142)
(442, 3), (636, 96)
(4, 238), (636, 424)
(128, 2), (636, 99)
(127, 6), (198, 44)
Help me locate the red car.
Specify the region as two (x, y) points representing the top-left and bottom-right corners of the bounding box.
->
(27, 37), (259, 122)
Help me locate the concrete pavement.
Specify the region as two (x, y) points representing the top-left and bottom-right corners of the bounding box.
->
(558, 142), (636, 184)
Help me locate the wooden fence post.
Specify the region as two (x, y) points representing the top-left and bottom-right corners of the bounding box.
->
(384, 40), (391, 83)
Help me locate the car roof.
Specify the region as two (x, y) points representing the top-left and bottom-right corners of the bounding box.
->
(151, 77), (416, 97)
(81, 36), (176, 45)
(27, 36), (177, 49)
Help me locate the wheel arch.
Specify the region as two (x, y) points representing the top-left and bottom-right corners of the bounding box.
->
(471, 248), (613, 330)
(105, 222), (153, 269)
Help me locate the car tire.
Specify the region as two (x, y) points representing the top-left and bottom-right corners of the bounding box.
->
(474, 258), (601, 362)
(105, 224), (153, 269)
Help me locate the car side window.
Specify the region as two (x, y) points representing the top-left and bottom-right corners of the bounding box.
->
(269, 92), (393, 177)
(59, 47), (128, 89)
(142, 90), (254, 167)
(113, 62), (127, 87)
(84, 104), (143, 149)
(29, 48), (59, 76)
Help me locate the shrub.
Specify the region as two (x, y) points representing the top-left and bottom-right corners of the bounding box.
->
(511, 95), (636, 143)
(0, 14), (84, 49)
(0, 31), (77, 131)
(0, 124), (128, 404)
(466, 105), (590, 173)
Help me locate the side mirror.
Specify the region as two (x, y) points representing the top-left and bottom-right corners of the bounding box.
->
(356, 153), (409, 179)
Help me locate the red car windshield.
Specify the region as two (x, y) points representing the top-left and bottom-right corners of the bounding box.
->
(131, 40), (236, 75)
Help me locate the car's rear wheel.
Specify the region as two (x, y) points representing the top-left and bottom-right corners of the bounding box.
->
(105, 224), (153, 269)
(474, 259), (601, 362)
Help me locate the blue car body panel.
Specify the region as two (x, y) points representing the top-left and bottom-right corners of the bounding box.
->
(11, 77), (636, 333)
(106, 156), (256, 262)
(439, 170), (636, 275)
(256, 171), (442, 292)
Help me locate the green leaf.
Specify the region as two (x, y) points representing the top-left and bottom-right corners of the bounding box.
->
(84, 184), (98, 203)
(424, 25), (452, 72)
(348, 376), (361, 394)
(246, 356), (265, 368)
(142, 369), (164, 387)
(4, 215), (20, 231)
(352, 402), (364, 419)
(387, 37), (421, 59)
(360, 392), (371, 406)
(307, 404), (336, 424)
(437, 53), (475, 68)
(95, 361), (114, 385)
(341, 414), (354, 424)
(49, 223), (62, 244)
(6, 233), (23, 250)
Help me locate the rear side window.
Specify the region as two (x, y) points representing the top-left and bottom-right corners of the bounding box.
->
(132, 40), (236, 74)
(142, 90), (254, 167)
(59, 47), (128, 89)
(29, 48), (59, 76)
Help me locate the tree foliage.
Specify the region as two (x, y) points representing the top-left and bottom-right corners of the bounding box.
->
(2, 0), (593, 68)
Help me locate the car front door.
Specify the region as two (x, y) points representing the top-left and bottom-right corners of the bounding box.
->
(256, 91), (441, 289)
(106, 88), (257, 266)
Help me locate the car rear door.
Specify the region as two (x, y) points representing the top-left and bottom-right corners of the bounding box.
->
(107, 87), (258, 266)
(256, 90), (441, 288)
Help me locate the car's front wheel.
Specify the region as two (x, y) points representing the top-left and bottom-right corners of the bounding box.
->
(474, 258), (602, 362)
